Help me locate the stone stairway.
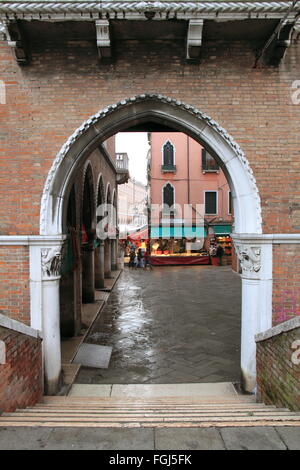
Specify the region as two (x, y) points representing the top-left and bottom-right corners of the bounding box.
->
(1, 395), (300, 428)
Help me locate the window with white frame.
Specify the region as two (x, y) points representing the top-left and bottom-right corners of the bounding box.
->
(163, 141), (175, 167)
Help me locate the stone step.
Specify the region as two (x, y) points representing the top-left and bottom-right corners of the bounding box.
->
(0, 415), (299, 428)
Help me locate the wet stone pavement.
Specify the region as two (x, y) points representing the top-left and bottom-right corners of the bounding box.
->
(75, 265), (241, 385)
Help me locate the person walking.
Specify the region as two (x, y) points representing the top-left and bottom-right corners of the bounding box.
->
(129, 249), (136, 268)
(216, 243), (224, 266)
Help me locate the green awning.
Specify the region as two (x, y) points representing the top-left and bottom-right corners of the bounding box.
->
(213, 225), (232, 235)
(150, 226), (206, 239)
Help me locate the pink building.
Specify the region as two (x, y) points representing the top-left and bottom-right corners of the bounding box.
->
(148, 132), (233, 259)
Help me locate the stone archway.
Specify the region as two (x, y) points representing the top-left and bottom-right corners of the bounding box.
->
(39, 94), (271, 394)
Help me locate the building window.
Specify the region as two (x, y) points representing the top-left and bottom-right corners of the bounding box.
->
(228, 191), (232, 214)
(202, 149), (219, 172)
(163, 183), (175, 208)
(162, 141), (176, 172)
(163, 141), (174, 166)
(205, 191), (217, 214)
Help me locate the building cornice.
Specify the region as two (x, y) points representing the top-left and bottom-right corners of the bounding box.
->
(0, 235), (67, 245)
(232, 233), (300, 244)
(0, 1), (299, 20)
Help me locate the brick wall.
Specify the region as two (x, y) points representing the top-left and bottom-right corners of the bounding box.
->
(0, 325), (43, 412)
(256, 319), (300, 411)
(272, 244), (300, 324)
(0, 246), (30, 324)
(0, 35), (300, 323)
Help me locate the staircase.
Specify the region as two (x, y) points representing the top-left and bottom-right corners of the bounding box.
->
(1, 395), (299, 428)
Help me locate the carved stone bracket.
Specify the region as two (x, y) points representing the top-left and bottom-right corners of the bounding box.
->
(95, 20), (111, 60)
(41, 245), (64, 279)
(235, 244), (261, 278)
(0, 20), (29, 64)
(186, 19), (203, 61)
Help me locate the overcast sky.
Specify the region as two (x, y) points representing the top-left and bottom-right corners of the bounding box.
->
(115, 132), (149, 185)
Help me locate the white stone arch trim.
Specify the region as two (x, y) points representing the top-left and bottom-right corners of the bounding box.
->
(96, 173), (105, 206)
(81, 160), (96, 230)
(40, 93), (262, 236)
(111, 187), (117, 207)
(105, 181), (112, 205)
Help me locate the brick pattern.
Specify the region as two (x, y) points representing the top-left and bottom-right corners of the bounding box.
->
(0, 39), (299, 235)
(0, 246), (30, 324)
(0, 37), (300, 324)
(273, 245), (300, 324)
(256, 326), (300, 411)
(0, 326), (43, 412)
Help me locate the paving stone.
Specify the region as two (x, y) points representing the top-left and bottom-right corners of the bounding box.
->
(275, 427), (300, 450)
(43, 428), (155, 450)
(76, 266), (241, 385)
(155, 428), (225, 450)
(0, 427), (53, 450)
(220, 427), (287, 450)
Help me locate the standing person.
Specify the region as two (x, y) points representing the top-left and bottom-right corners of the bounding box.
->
(129, 249), (135, 268)
(137, 248), (144, 268)
(216, 243), (224, 266)
(144, 250), (153, 270)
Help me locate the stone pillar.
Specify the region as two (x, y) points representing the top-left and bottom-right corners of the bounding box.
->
(95, 241), (105, 288)
(111, 239), (117, 271)
(41, 245), (64, 395)
(82, 243), (95, 303)
(234, 237), (272, 393)
(104, 239), (112, 278)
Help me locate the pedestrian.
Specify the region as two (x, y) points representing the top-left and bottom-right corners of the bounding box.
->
(137, 248), (144, 268)
(216, 243), (224, 266)
(129, 249), (135, 268)
(144, 250), (153, 270)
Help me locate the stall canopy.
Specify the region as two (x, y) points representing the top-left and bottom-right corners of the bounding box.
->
(150, 226), (206, 238)
(212, 225), (231, 235)
(127, 227), (149, 241)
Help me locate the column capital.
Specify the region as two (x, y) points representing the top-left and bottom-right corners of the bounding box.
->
(235, 243), (262, 280)
(41, 245), (64, 280)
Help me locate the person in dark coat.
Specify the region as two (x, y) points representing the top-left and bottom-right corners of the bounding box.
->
(216, 244), (224, 266)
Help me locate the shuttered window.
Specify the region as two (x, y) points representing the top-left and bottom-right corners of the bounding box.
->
(205, 191), (217, 214)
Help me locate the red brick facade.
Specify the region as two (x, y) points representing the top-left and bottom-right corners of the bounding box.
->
(256, 323), (300, 411)
(0, 38), (299, 324)
(0, 21), (300, 400)
(0, 326), (43, 412)
(0, 246), (30, 325)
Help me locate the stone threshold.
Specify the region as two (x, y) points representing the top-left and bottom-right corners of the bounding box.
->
(68, 382), (238, 398)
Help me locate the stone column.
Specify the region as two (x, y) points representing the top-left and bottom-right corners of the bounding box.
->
(82, 243), (95, 303)
(234, 238), (272, 393)
(95, 241), (105, 288)
(111, 239), (117, 271)
(104, 239), (112, 278)
(41, 245), (64, 395)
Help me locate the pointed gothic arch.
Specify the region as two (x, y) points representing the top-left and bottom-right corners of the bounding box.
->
(40, 94), (268, 394)
(162, 140), (175, 167)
